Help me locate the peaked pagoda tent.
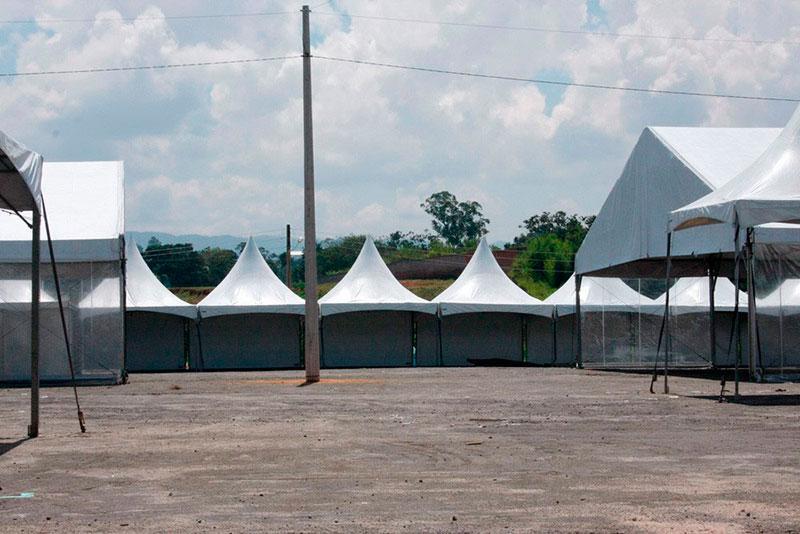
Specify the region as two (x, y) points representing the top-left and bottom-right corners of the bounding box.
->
(545, 274), (661, 366)
(433, 238), (552, 366)
(197, 237), (304, 370)
(125, 240), (197, 371)
(319, 237), (437, 367)
(653, 277), (748, 367)
(0, 161), (125, 386)
(670, 104), (800, 376)
(0, 130), (43, 435)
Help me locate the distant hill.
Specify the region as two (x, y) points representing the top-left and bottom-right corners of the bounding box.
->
(126, 231), (285, 253)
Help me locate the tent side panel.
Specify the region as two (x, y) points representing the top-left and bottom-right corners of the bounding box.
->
(125, 312), (187, 371)
(199, 314), (302, 370)
(322, 311), (413, 368)
(415, 313), (440, 367)
(440, 313), (523, 366)
(526, 315), (555, 365)
(552, 316), (577, 366)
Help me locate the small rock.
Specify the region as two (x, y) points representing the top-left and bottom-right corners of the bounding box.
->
(452, 516), (457, 521)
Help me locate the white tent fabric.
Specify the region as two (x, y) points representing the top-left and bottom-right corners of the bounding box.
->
(757, 279), (800, 315)
(0, 279), (56, 304)
(433, 237), (550, 316)
(198, 237), (303, 318)
(78, 277), (121, 310)
(653, 277), (748, 314)
(125, 240), (196, 319)
(0, 130), (43, 212)
(545, 274), (660, 316)
(0, 161), (124, 262)
(576, 126), (780, 276)
(320, 237), (436, 316)
(672, 105), (800, 231)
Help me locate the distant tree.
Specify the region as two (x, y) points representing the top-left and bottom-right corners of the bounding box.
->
(510, 235), (574, 290)
(200, 247), (237, 286)
(142, 242), (205, 288)
(317, 235), (367, 276)
(383, 230), (436, 250)
(512, 211), (595, 249)
(147, 236), (162, 248)
(421, 191), (489, 247)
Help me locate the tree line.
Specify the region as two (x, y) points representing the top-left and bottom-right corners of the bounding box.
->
(140, 191), (595, 298)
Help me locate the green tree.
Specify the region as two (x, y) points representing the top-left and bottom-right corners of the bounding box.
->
(421, 191), (489, 247)
(142, 240), (206, 288)
(511, 235), (574, 290)
(512, 211), (595, 249)
(200, 247), (237, 286)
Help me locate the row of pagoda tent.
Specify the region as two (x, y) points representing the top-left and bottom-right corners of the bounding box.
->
(123, 234), (766, 372)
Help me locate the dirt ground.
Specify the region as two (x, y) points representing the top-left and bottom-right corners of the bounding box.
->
(1, 367), (799, 533)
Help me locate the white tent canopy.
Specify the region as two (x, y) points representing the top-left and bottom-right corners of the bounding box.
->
(654, 277), (748, 314)
(433, 238), (550, 316)
(320, 237), (436, 316)
(546, 274), (660, 316)
(125, 240), (196, 319)
(0, 130), (43, 212)
(0, 161), (124, 262)
(672, 105), (800, 231)
(576, 126), (781, 277)
(198, 237), (303, 318)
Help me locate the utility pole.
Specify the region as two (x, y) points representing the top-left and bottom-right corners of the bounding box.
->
(29, 207), (40, 438)
(285, 224), (292, 289)
(302, 5), (320, 382)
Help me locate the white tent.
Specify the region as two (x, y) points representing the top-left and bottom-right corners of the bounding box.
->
(197, 237), (303, 370)
(0, 130), (43, 436)
(576, 126), (781, 278)
(545, 275), (660, 366)
(432, 238), (552, 366)
(671, 105), (800, 231)
(654, 277), (747, 314)
(124, 240), (196, 371)
(320, 237), (437, 367)
(0, 161), (125, 385)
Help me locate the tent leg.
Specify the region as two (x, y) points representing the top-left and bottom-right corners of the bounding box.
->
(575, 275), (583, 369)
(745, 229), (761, 382)
(28, 208), (40, 439)
(663, 233), (673, 394)
(708, 261), (717, 369)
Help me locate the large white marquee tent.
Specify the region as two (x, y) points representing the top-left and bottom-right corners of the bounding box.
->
(0, 161), (125, 385)
(197, 237), (304, 370)
(125, 240), (197, 371)
(545, 274), (660, 366)
(319, 237), (437, 367)
(433, 238), (551, 366)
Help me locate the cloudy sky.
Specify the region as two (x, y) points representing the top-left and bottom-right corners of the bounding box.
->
(1, 0), (798, 243)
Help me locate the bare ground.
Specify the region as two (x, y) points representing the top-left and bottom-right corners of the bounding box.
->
(1, 367), (799, 533)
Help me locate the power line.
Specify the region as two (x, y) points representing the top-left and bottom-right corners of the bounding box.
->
(0, 11), (296, 25)
(313, 55), (800, 103)
(0, 55), (302, 78)
(315, 11), (800, 47)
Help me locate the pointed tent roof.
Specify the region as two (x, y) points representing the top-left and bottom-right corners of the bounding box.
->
(757, 279), (800, 315)
(575, 126), (781, 277)
(0, 130), (43, 213)
(653, 277), (748, 315)
(672, 104), (800, 231)
(545, 274), (660, 316)
(125, 240), (196, 319)
(319, 237), (436, 316)
(198, 237), (304, 317)
(433, 238), (550, 316)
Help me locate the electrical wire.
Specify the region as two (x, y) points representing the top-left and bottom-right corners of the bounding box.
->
(0, 55), (302, 78)
(0, 11), (296, 25)
(315, 11), (800, 47)
(313, 55), (800, 103)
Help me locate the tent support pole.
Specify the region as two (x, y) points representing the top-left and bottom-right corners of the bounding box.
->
(745, 228), (761, 382)
(28, 207), (40, 438)
(575, 275), (583, 369)
(663, 232), (673, 394)
(708, 260), (718, 368)
(733, 224), (742, 397)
